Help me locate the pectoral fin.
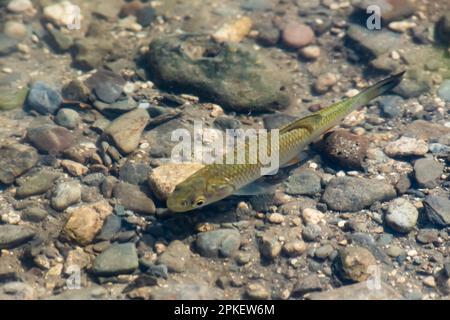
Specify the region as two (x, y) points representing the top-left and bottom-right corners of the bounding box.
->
(279, 114), (322, 135)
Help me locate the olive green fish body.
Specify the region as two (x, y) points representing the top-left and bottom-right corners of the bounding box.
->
(167, 72), (405, 212)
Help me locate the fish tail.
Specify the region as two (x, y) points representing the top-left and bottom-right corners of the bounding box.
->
(317, 71), (405, 129)
(354, 71), (405, 105)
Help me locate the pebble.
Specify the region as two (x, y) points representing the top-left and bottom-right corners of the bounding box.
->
(119, 161), (152, 186)
(314, 73), (338, 94)
(302, 224), (322, 242)
(414, 157), (443, 188)
(82, 173), (105, 187)
(322, 177), (396, 212)
(26, 81), (62, 115)
(282, 241), (307, 257)
(321, 129), (368, 169)
(4, 21), (28, 40)
(267, 213), (284, 224)
(135, 6), (156, 27)
(147, 163), (204, 200)
(378, 95), (404, 118)
(196, 229), (241, 258)
(384, 137), (428, 157)
(60, 160), (88, 177)
(85, 69), (125, 104)
(92, 243), (138, 276)
(15, 169), (59, 198)
(337, 246), (377, 282)
(7, 0), (35, 14)
(43, 1), (83, 28)
(299, 45), (321, 60)
(315, 244), (334, 260)
(55, 108), (80, 129)
(437, 79), (450, 102)
(21, 207), (48, 222)
(258, 231), (282, 259)
(292, 275), (323, 296)
(26, 125), (75, 154)
(157, 240), (191, 272)
(386, 245), (404, 258)
(0, 144), (39, 184)
(423, 195), (450, 227)
(104, 109), (149, 154)
(385, 198), (418, 233)
(46, 286), (106, 300)
(302, 208), (325, 225)
(282, 22), (315, 48)
(64, 201), (112, 245)
(213, 16), (253, 43)
(51, 181), (81, 211)
(404, 120), (450, 141)
(284, 170), (321, 196)
(148, 35), (291, 112)
(388, 21), (416, 33)
(113, 182), (155, 215)
(73, 37), (113, 71)
(423, 276), (436, 288)
(416, 228), (439, 244)
(0, 225), (35, 249)
(245, 283), (270, 300)
(0, 282), (36, 300)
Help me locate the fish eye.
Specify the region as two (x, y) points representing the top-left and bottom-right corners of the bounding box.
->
(193, 196), (206, 207)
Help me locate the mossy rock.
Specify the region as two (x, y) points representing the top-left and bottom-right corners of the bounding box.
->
(147, 34), (292, 112)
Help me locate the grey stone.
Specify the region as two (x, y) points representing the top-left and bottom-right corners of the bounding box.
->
(322, 177), (396, 212)
(113, 182), (155, 215)
(0, 34), (19, 56)
(104, 108), (149, 154)
(51, 181), (81, 211)
(292, 275), (323, 296)
(96, 215), (122, 241)
(414, 157), (443, 188)
(285, 170), (321, 196)
(157, 240), (191, 272)
(15, 169), (59, 198)
(385, 198), (418, 233)
(147, 35), (291, 112)
(55, 108), (80, 129)
(378, 95), (404, 118)
(92, 243), (138, 276)
(423, 195), (450, 227)
(302, 224), (322, 242)
(0, 225), (35, 249)
(26, 81), (62, 114)
(21, 207), (48, 222)
(119, 162), (152, 185)
(196, 229), (241, 258)
(26, 125), (75, 154)
(0, 144), (39, 184)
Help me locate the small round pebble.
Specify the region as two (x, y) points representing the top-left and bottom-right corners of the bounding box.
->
(245, 283), (270, 300)
(55, 108), (80, 129)
(299, 45), (321, 60)
(267, 213), (284, 224)
(282, 22), (315, 48)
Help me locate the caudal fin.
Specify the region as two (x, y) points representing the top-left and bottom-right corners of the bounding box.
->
(356, 71), (405, 105)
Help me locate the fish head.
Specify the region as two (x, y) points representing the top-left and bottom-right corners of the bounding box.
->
(166, 175), (235, 213)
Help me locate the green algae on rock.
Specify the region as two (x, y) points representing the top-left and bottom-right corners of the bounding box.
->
(147, 34), (292, 112)
(0, 87), (28, 111)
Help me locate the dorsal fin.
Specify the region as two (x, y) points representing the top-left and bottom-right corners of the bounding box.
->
(279, 114), (322, 135)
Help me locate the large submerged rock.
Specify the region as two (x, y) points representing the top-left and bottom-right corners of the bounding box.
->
(147, 34), (291, 112)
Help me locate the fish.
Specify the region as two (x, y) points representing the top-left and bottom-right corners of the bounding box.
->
(166, 72), (405, 212)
